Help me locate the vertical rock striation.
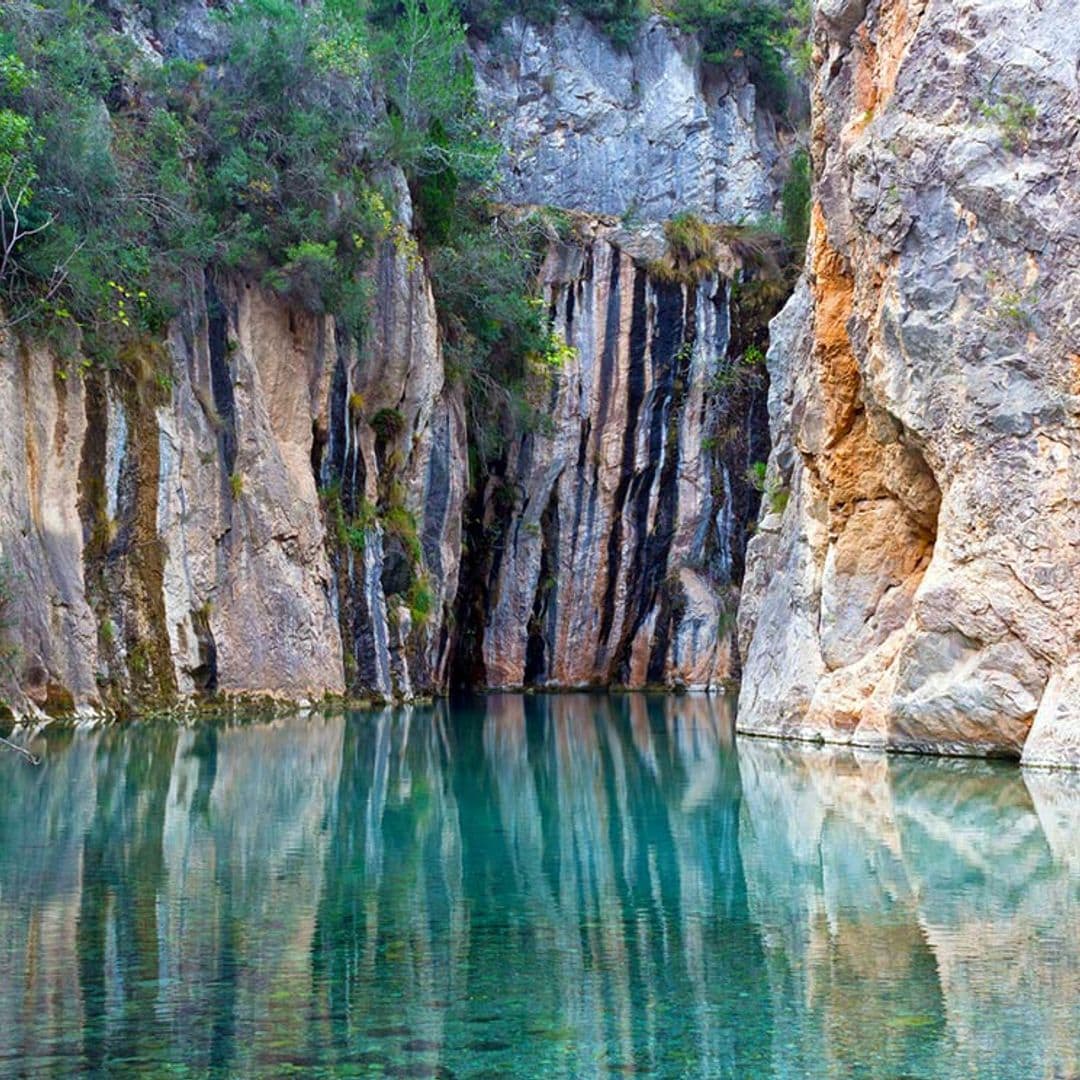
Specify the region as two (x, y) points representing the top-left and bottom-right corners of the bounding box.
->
(317, 195), (467, 702)
(0, 183), (464, 715)
(738, 0), (1080, 763)
(471, 224), (771, 691)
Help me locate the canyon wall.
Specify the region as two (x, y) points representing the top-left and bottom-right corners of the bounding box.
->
(0, 180), (465, 714)
(0, 9), (779, 718)
(737, 0), (1080, 764)
(470, 225), (767, 691)
(471, 13), (783, 222)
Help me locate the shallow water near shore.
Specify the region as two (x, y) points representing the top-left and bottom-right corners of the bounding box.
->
(1, 694), (1077, 1078)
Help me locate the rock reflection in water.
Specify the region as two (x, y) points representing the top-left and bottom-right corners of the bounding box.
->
(739, 741), (1080, 1079)
(0, 698), (1077, 1078)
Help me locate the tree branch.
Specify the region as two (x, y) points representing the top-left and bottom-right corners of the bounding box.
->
(0, 733), (40, 765)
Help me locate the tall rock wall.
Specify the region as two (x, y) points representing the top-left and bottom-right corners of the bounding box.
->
(737, 0), (1080, 764)
(470, 225), (770, 691)
(472, 13), (784, 222)
(0, 7), (785, 719)
(0, 182), (465, 717)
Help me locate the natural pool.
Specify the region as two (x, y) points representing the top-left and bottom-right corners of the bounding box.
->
(0, 694), (1077, 1078)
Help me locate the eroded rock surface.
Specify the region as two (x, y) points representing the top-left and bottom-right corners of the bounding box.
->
(473, 224), (769, 691)
(0, 184), (463, 714)
(738, 0), (1080, 763)
(472, 13), (784, 222)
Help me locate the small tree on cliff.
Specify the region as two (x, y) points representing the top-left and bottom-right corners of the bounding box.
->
(367, 0), (497, 182)
(0, 54), (70, 327)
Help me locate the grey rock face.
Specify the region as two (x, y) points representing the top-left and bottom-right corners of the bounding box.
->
(477, 224), (767, 691)
(737, 0), (1080, 764)
(472, 13), (783, 222)
(0, 5), (787, 716)
(0, 193), (463, 716)
(320, 219), (468, 702)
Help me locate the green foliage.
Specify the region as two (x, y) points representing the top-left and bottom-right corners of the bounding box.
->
(745, 459), (768, 492)
(668, 0), (807, 112)
(768, 483), (790, 514)
(654, 212), (719, 281)
(977, 93), (1037, 153)
(342, 498), (377, 553)
(653, 211), (793, 285)
(183, 0), (384, 332)
(364, 0), (501, 254)
(371, 407), (407, 442)
(367, 0), (497, 182)
(429, 202), (572, 463)
(994, 288), (1036, 331)
(382, 503), (423, 565)
(229, 472), (245, 499)
(0, 0), (386, 349)
(571, 0), (646, 48)
(781, 147), (811, 255)
(0, 107), (34, 188)
(456, 0), (645, 47)
(407, 573), (434, 626)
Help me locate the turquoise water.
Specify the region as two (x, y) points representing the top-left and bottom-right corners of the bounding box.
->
(0, 694), (1078, 1078)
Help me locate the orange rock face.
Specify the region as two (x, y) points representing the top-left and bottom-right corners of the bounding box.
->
(737, 0), (1080, 763)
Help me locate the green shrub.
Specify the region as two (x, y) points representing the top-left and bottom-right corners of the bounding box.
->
(371, 407), (406, 442)
(456, 0), (644, 47)
(0, 0), (389, 352)
(781, 148), (811, 255)
(382, 503), (423, 565)
(407, 573), (434, 626)
(668, 0), (807, 113)
(745, 460), (767, 492)
(429, 202), (568, 463)
(657, 212), (719, 281)
(977, 93), (1037, 153)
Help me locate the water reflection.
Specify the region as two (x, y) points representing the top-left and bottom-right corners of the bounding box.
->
(0, 698), (1077, 1078)
(739, 742), (1080, 1079)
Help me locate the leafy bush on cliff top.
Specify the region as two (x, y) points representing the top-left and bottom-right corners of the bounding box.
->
(0, 0), (377, 350)
(667, 0), (811, 112)
(458, 0), (646, 47)
(0, 0), (499, 356)
(0, 0), (565, 473)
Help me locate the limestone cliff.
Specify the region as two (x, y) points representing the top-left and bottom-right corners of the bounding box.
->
(737, 0), (1080, 763)
(0, 179), (465, 715)
(471, 13), (784, 222)
(462, 222), (771, 691)
(0, 8), (782, 718)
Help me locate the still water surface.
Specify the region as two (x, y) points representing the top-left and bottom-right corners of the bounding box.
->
(1, 695), (1078, 1078)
